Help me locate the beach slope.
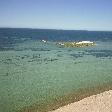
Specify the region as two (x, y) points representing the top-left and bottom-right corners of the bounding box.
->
(51, 90), (112, 112)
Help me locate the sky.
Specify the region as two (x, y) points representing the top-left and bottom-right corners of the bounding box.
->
(0, 0), (112, 31)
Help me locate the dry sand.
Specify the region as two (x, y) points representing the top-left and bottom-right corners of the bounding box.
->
(50, 90), (112, 112)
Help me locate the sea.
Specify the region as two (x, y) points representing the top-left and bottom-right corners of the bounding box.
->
(0, 28), (112, 112)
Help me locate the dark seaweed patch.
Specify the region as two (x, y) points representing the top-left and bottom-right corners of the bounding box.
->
(3, 58), (13, 64)
(31, 48), (50, 51)
(74, 61), (82, 64)
(68, 49), (72, 52)
(57, 51), (62, 52)
(21, 57), (25, 59)
(85, 50), (112, 58)
(14, 48), (51, 51)
(28, 53), (58, 64)
(70, 54), (83, 58)
(43, 58), (58, 62)
(0, 73), (9, 76)
(50, 58), (58, 61)
(57, 54), (63, 57)
(1, 58), (20, 66)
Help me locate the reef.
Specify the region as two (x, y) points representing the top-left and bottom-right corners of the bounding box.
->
(57, 41), (95, 47)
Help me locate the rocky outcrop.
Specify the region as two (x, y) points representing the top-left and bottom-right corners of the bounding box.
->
(57, 41), (95, 47)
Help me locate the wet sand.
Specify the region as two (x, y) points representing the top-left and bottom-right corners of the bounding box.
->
(50, 90), (112, 112)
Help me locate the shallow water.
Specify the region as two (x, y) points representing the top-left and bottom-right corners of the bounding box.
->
(0, 40), (112, 112)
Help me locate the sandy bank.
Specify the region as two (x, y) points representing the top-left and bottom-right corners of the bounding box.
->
(50, 90), (112, 112)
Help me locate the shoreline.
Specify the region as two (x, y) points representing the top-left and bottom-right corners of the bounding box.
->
(51, 89), (112, 112)
(19, 82), (112, 112)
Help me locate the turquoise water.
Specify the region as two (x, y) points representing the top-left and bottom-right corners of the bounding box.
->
(0, 40), (112, 112)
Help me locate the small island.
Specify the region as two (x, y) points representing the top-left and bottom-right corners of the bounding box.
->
(57, 41), (95, 47)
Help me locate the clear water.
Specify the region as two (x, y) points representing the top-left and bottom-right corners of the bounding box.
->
(0, 29), (112, 112)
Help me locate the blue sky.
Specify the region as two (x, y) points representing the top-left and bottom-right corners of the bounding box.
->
(0, 0), (112, 31)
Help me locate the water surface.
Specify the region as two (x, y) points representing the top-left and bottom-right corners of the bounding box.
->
(0, 28), (112, 112)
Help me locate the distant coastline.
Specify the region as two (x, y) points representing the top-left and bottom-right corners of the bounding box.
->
(0, 27), (112, 32)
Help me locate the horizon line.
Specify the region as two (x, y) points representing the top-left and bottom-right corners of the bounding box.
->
(0, 27), (112, 32)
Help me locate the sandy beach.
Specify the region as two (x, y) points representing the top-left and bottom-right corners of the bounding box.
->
(51, 90), (112, 112)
